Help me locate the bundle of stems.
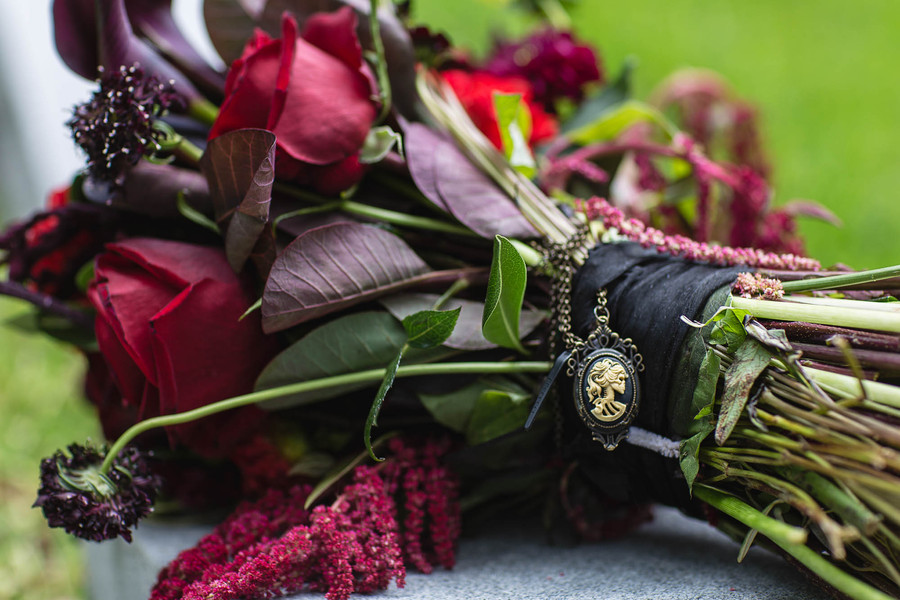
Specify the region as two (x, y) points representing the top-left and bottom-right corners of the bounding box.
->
(417, 71), (900, 600)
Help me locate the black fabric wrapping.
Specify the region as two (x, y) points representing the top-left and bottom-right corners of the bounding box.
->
(561, 242), (742, 512)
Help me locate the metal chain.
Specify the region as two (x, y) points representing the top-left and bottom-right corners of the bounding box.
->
(544, 226), (591, 358)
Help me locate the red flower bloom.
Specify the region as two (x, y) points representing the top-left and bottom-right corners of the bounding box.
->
(209, 9), (377, 194)
(485, 29), (603, 111)
(441, 69), (558, 151)
(87, 238), (279, 457)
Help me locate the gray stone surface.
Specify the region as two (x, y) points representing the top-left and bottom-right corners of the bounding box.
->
(85, 506), (828, 600)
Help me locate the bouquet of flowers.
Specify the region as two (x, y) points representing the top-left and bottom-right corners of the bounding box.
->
(3, 1), (899, 599)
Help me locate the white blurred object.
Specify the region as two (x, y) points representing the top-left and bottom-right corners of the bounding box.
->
(0, 0), (220, 217)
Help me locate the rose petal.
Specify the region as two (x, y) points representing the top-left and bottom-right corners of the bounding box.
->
(149, 279), (274, 456)
(107, 238), (237, 286)
(209, 39), (282, 139)
(274, 37), (375, 165)
(93, 253), (181, 384)
(267, 15), (298, 130)
(300, 6), (363, 72)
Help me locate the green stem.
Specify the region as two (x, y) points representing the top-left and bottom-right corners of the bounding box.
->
(781, 264), (900, 293)
(509, 238), (544, 268)
(807, 367), (900, 409)
(100, 360), (551, 473)
(368, 0), (391, 123)
(273, 183), (477, 237)
(341, 200), (477, 237)
(535, 0), (572, 29)
(434, 278), (470, 309)
(188, 98), (220, 127)
(174, 135), (204, 165)
(731, 295), (900, 333)
(694, 484), (893, 600)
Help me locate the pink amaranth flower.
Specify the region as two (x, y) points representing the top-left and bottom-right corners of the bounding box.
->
(732, 272), (785, 300)
(485, 29), (603, 111)
(579, 196), (820, 271)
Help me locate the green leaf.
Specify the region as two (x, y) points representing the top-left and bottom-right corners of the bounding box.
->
(679, 422), (714, 494)
(561, 57), (634, 134)
(74, 261), (94, 293)
(482, 235), (528, 353)
(691, 347), (722, 421)
(709, 307), (751, 352)
(380, 293), (545, 351)
(715, 339), (773, 445)
(568, 100), (676, 145)
(359, 125), (403, 164)
(365, 349), (404, 461)
(176, 192), (220, 234)
(254, 311), (406, 410)
(418, 380), (485, 432)
(492, 93), (536, 177)
(466, 382), (532, 446)
(402, 307), (461, 349)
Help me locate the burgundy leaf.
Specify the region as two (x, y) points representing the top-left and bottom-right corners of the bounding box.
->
(261, 221), (431, 332)
(117, 162), (213, 218)
(259, 0), (418, 117)
(125, 0), (226, 98)
(203, 0), (261, 65)
(380, 293), (545, 351)
(781, 199), (843, 226)
(200, 129), (276, 272)
(433, 139), (538, 239)
(53, 0), (200, 102)
(404, 122), (450, 213)
(404, 121), (537, 238)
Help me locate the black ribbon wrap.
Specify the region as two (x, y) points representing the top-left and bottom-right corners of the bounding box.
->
(561, 242), (742, 512)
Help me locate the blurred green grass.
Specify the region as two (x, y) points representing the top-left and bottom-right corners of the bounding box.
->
(416, 0), (900, 270)
(2, 1), (899, 599)
(0, 296), (97, 600)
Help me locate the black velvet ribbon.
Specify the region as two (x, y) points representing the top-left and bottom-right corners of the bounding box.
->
(560, 242), (742, 511)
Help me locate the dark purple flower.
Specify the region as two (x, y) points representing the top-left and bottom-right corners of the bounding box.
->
(484, 29), (603, 111)
(34, 442), (159, 542)
(69, 64), (184, 184)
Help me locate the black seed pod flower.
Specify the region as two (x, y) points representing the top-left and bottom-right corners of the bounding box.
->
(34, 442), (160, 542)
(68, 64), (185, 185)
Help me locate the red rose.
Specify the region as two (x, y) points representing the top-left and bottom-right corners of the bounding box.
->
(441, 69), (558, 150)
(88, 238), (279, 457)
(209, 8), (377, 194)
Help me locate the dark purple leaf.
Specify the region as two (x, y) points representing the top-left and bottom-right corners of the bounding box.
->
(53, 0), (200, 102)
(404, 123), (449, 213)
(125, 0), (226, 98)
(261, 221), (431, 332)
(380, 293), (545, 351)
(433, 138), (538, 239)
(781, 199), (843, 226)
(200, 129), (276, 271)
(404, 120), (537, 239)
(260, 0), (418, 117)
(115, 162), (213, 218)
(203, 0), (261, 65)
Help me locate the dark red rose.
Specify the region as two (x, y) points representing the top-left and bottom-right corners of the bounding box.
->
(87, 238), (279, 458)
(441, 69), (558, 151)
(209, 8), (377, 194)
